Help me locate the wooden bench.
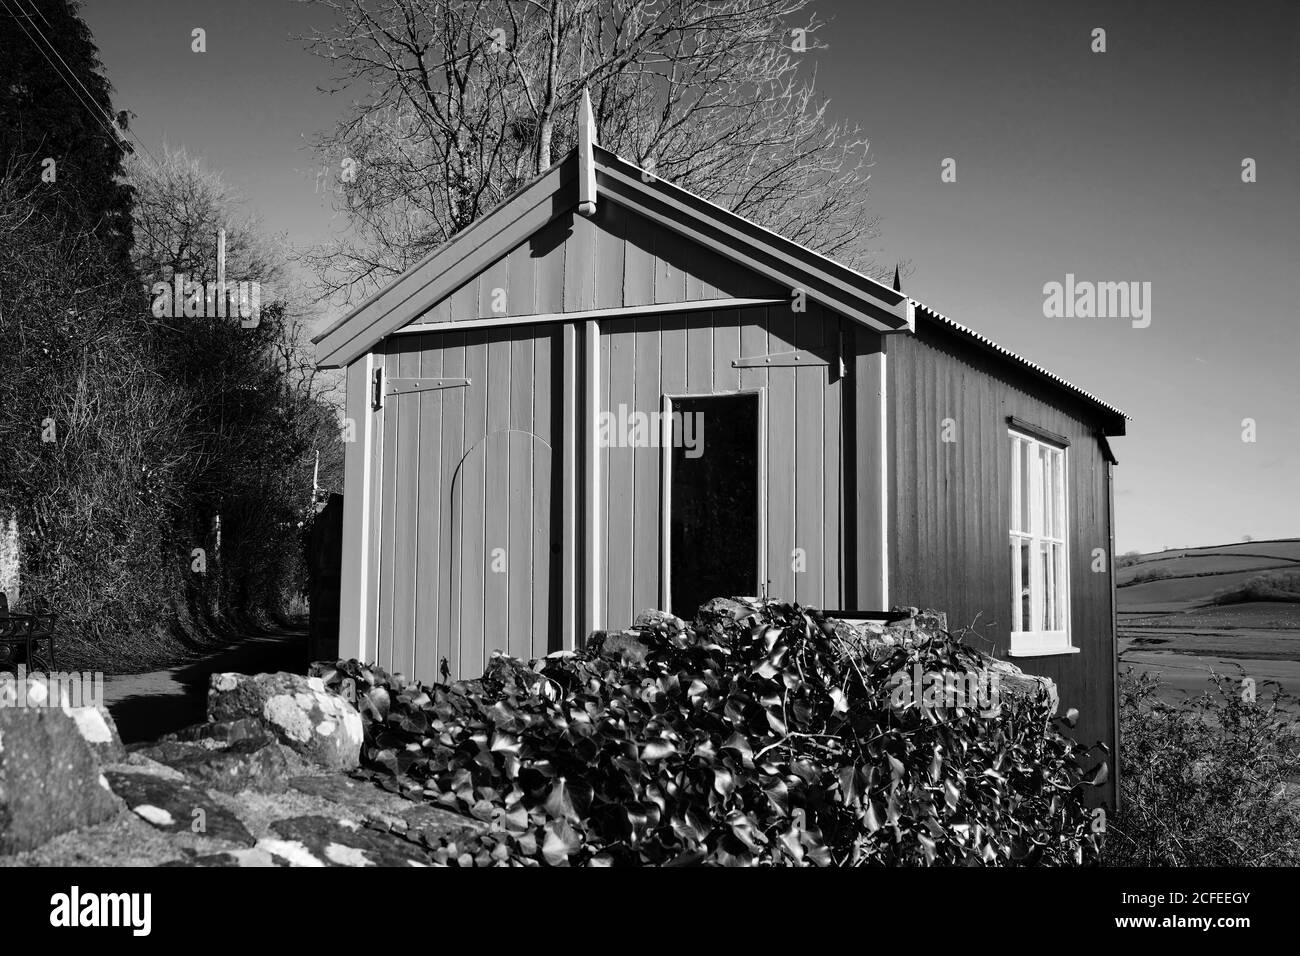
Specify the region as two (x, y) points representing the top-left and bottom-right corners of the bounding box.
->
(0, 594), (58, 673)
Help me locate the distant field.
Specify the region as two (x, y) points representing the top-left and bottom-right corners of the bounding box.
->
(1117, 569), (1278, 612)
(1122, 602), (1300, 631)
(1124, 539), (1300, 567)
(1116, 553), (1294, 582)
(1117, 538), (1300, 612)
(1115, 540), (1300, 709)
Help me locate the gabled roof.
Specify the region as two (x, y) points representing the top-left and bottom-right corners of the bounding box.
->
(313, 146), (913, 368)
(312, 143), (1126, 436)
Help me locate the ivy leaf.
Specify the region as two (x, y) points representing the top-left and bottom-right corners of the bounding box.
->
(542, 821), (582, 866)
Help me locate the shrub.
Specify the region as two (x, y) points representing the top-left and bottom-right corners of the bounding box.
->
(318, 601), (1104, 866)
(1117, 565), (1173, 587)
(1211, 570), (1300, 605)
(1105, 668), (1300, 866)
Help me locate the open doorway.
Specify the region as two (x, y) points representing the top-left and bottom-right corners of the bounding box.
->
(664, 393), (761, 619)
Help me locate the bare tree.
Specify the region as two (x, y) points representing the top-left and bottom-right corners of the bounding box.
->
(300, 0), (883, 302)
(126, 146), (336, 402)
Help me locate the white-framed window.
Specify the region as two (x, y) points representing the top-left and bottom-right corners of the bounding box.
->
(1008, 427), (1077, 657)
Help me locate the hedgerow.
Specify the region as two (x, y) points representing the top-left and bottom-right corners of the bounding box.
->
(1104, 668), (1300, 866)
(317, 601), (1104, 866)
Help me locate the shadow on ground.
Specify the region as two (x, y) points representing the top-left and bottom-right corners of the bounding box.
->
(104, 628), (309, 743)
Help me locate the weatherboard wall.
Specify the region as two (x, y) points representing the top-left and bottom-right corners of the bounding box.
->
(397, 198), (785, 329)
(886, 318), (1118, 803)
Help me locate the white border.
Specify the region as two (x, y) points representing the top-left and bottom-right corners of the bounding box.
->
(1007, 426), (1077, 657)
(660, 389), (767, 616)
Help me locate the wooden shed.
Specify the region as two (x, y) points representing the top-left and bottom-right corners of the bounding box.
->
(314, 106), (1126, 798)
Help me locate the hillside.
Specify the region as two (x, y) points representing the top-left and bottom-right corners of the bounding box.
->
(1116, 539), (1300, 711)
(1117, 539), (1300, 615)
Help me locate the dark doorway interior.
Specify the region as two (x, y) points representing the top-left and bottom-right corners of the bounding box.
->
(669, 394), (759, 619)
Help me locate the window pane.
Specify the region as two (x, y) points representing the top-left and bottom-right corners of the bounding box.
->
(1055, 450), (1065, 542)
(1053, 542), (1066, 630)
(1019, 441), (1031, 533)
(1010, 439), (1022, 533)
(1010, 539), (1018, 631)
(1039, 542), (1050, 631)
(1020, 538), (1032, 631)
(1039, 445), (1052, 538)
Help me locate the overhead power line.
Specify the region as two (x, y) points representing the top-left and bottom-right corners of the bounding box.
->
(0, 0), (161, 167)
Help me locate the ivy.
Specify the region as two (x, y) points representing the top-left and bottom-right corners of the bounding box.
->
(315, 600), (1102, 866)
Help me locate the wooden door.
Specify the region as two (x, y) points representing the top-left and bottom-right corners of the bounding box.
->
(374, 327), (561, 683)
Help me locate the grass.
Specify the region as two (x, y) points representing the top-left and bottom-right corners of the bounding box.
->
(1116, 540), (1300, 714)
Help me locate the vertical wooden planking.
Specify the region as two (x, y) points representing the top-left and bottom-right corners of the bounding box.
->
(533, 214), (568, 314)
(458, 330), (489, 672)
(822, 312), (842, 607)
(413, 335), (443, 683)
(366, 362), (385, 653)
(424, 297), (450, 326)
(594, 201), (626, 310)
(766, 304), (796, 600)
(604, 316), (637, 628)
(533, 328), (556, 653)
(685, 312), (712, 393)
(339, 353), (377, 661)
(659, 313), (688, 613)
(375, 346), (401, 668)
(436, 333), (467, 678)
(793, 305), (824, 605)
(631, 315), (661, 614)
(479, 255), (510, 320)
(883, 322), (1117, 805)
(583, 319), (603, 635)
(390, 342), (422, 676)
(508, 332), (535, 659)
(653, 224), (687, 305)
(564, 212), (597, 313)
(483, 330), (512, 664)
(449, 274), (478, 323)
(561, 324), (578, 646)
(737, 306), (768, 392)
(623, 210), (654, 307)
(711, 310), (741, 393)
(506, 243), (536, 319)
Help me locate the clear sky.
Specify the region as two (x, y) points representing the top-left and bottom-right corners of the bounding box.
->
(75, 0), (1300, 554)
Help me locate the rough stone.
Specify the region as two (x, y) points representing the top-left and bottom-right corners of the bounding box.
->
(103, 769), (255, 846)
(632, 608), (688, 633)
(167, 717), (270, 749)
(162, 847), (285, 867)
(696, 596), (762, 623)
(207, 672), (363, 771)
(62, 702), (126, 763)
(0, 707), (122, 854)
(133, 738), (311, 793)
(586, 629), (651, 664)
(264, 815), (435, 866)
(288, 774), (487, 844)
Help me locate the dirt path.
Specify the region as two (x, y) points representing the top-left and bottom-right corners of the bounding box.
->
(103, 627), (309, 743)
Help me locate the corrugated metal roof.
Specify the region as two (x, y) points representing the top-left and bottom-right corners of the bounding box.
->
(909, 299), (1129, 424)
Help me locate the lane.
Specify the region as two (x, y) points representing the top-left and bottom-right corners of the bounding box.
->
(103, 627), (308, 743)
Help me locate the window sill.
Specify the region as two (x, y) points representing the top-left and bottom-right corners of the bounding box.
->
(1007, 641), (1081, 659)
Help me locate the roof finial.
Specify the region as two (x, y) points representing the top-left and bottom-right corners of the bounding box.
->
(892, 263), (902, 293)
(577, 88), (597, 216)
